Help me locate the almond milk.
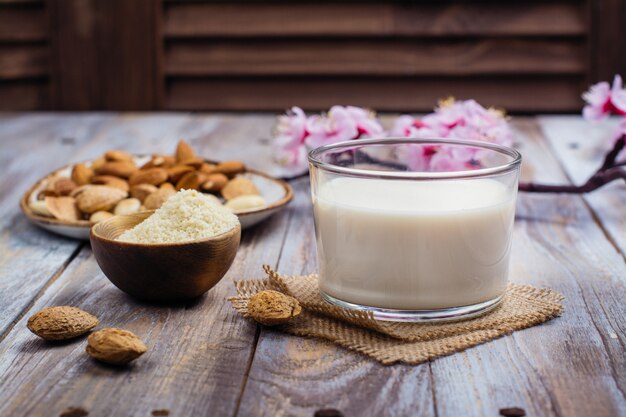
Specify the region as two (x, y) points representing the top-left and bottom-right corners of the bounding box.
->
(313, 177), (516, 310)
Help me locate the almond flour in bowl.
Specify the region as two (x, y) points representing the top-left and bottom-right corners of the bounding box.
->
(116, 189), (239, 244)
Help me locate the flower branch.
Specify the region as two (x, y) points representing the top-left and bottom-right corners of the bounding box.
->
(519, 135), (626, 193)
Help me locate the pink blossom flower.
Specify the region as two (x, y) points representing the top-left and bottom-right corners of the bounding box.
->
(583, 75), (626, 121)
(392, 99), (514, 171)
(273, 105), (383, 175)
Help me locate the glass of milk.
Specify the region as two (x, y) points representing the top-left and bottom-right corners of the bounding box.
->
(308, 138), (522, 322)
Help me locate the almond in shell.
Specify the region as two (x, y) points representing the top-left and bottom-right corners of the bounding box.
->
(86, 328), (147, 365)
(91, 175), (130, 192)
(143, 188), (176, 210)
(128, 168), (168, 186)
(27, 306), (99, 341)
(130, 183), (158, 202)
(29, 200), (52, 217)
(76, 186), (128, 214)
(247, 290), (301, 326)
(95, 161), (137, 178)
(71, 163), (94, 186)
(53, 178), (77, 196)
(45, 196), (80, 221)
(221, 177), (259, 201)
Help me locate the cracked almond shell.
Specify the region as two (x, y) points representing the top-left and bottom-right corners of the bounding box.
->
(247, 290), (302, 326)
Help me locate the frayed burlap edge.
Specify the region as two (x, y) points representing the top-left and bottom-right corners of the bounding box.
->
(228, 266), (563, 365)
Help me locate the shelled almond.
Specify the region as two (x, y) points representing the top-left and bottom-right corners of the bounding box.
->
(28, 140), (267, 223)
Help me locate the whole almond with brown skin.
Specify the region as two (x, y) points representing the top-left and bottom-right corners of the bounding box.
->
(53, 178), (77, 196)
(91, 175), (130, 192)
(201, 173), (229, 192)
(175, 140), (196, 162)
(159, 182), (175, 191)
(144, 188), (175, 210)
(76, 185), (128, 213)
(221, 177), (259, 201)
(91, 155), (106, 170)
(128, 168), (168, 186)
(71, 163), (94, 186)
(214, 161), (246, 178)
(247, 290), (302, 326)
(45, 196), (80, 221)
(199, 162), (217, 175)
(175, 171), (205, 191)
(86, 328), (147, 365)
(130, 183), (158, 202)
(178, 157), (205, 169)
(140, 155), (165, 170)
(27, 306), (99, 341)
(105, 150), (133, 162)
(95, 161), (137, 178)
(167, 165), (194, 182)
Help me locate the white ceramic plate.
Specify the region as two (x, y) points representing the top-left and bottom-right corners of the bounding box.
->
(20, 156), (293, 240)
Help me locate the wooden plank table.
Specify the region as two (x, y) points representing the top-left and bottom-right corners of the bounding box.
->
(0, 113), (624, 417)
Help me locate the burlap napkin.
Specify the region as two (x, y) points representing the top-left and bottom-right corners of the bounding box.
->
(229, 266), (563, 365)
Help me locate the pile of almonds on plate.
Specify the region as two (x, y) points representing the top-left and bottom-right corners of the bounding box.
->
(29, 140), (267, 223)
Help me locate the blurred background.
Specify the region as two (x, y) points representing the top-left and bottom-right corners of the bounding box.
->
(0, 0), (624, 113)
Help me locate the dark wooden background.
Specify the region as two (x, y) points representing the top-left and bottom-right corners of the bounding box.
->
(0, 0), (625, 113)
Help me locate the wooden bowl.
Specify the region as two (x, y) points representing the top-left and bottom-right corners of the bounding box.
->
(90, 211), (241, 301)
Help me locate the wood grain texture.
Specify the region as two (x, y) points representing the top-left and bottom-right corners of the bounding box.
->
(164, 2), (586, 38)
(0, 4), (46, 42)
(0, 115), (296, 417)
(49, 0), (161, 110)
(538, 116), (626, 256)
(166, 77), (585, 113)
(236, 176), (436, 417)
(430, 119), (626, 417)
(232, 116), (626, 417)
(591, 0), (626, 81)
(0, 45), (48, 79)
(0, 81), (48, 110)
(0, 114), (624, 417)
(165, 39), (585, 77)
(0, 114), (196, 336)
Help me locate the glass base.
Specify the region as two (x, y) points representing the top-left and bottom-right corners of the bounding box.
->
(319, 291), (504, 322)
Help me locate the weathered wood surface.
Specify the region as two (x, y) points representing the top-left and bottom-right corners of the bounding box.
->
(0, 114), (624, 417)
(538, 116), (626, 257)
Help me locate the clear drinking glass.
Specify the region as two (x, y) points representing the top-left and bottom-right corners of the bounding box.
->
(308, 138), (522, 322)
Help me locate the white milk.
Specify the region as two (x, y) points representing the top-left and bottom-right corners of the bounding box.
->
(313, 177), (516, 310)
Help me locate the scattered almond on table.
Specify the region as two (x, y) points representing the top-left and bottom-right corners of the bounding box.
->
(27, 306), (99, 341)
(247, 290), (302, 326)
(29, 140), (267, 223)
(86, 328), (147, 365)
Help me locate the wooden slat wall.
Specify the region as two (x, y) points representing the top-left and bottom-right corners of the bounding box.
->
(161, 1), (590, 112)
(0, 0), (49, 110)
(1, 0), (625, 112)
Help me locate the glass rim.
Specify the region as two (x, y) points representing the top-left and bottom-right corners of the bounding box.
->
(308, 137), (522, 180)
